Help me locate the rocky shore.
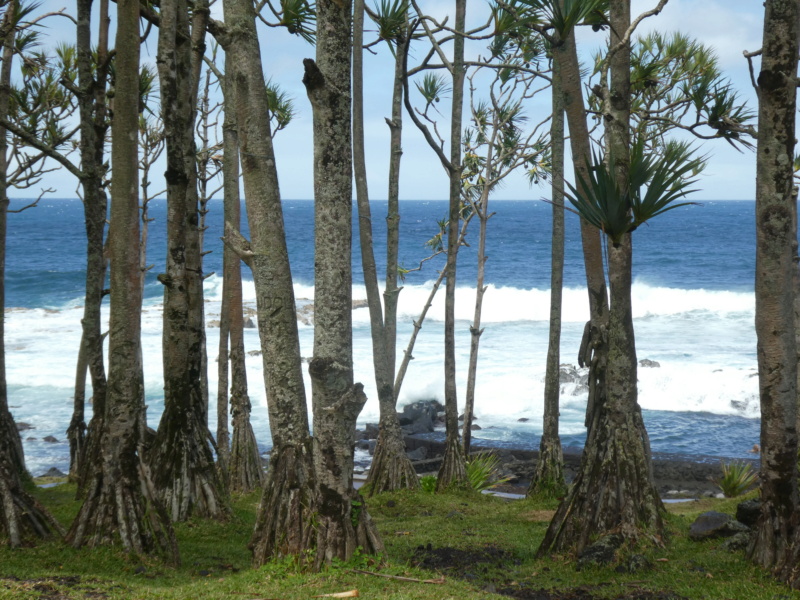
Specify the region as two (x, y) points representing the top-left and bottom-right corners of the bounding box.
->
(355, 399), (757, 499)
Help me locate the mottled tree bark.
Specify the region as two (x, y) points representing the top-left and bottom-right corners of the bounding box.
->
(539, 0), (664, 555)
(304, 0), (383, 561)
(0, 3), (24, 480)
(216, 0), (315, 565)
(437, 0), (468, 490)
(530, 44), (565, 497)
(149, 0), (228, 522)
(220, 56), (262, 494)
(748, 0), (799, 578)
(72, 0), (109, 490)
(67, 0), (179, 562)
(353, 0), (417, 495)
(0, 421), (65, 546)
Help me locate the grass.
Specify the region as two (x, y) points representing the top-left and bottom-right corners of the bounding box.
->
(0, 481), (798, 599)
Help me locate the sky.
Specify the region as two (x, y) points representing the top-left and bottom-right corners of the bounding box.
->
(18, 0), (772, 201)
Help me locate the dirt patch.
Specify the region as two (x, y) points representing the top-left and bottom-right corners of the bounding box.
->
(412, 543), (520, 575)
(520, 509), (557, 522)
(498, 586), (689, 600)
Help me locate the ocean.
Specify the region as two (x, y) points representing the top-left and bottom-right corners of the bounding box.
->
(6, 198), (761, 475)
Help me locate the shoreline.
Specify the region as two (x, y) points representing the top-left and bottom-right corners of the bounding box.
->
(364, 434), (758, 498)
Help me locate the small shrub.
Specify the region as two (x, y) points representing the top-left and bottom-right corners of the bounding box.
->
(466, 451), (510, 492)
(710, 461), (758, 498)
(420, 475), (438, 493)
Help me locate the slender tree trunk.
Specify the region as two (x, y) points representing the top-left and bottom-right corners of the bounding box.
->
(556, 27), (609, 433)
(67, 0), (179, 561)
(304, 0), (383, 563)
(218, 0), (316, 565)
(462, 197), (488, 456)
(539, 0), (664, 555)
(0, 0), (65, 546)
(437, 0), (468, 490)
(221, 60), (262, 494)
(530, 47), (566, 497)
(353, 0), (417, 495)
(72, 0), (109, 491)
(148, 0), (227, 522)
(749, 0), (799, 577)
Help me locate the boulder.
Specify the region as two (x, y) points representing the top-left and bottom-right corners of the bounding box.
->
(406, 446), (428, 461)
(352, 299), (369, 310)
(43, 435), (59, 443)
(16, 422), (33, 431)
(364, 422), (379, 440)
(517, 417), (530, 423)
(735, 499), (761, 528)
(559, 364), (589, 395)
(639, 358), (661, 368)
(243, 316), (256, 329)
(689, 511), (750, 541)
(720, 531), (752, 552)
(398, 400), (443, 434)
(39, 467), (66, 478)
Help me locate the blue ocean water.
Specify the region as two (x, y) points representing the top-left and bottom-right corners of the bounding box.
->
(5, 198), (762, 474)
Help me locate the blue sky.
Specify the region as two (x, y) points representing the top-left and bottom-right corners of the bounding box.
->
(29, 0), (770, 201)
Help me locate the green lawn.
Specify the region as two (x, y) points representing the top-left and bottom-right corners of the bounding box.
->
(0, 481), (797, 599)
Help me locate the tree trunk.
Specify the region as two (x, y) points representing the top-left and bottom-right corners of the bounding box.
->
(148, 0), (227, 522)
(462, 198), (488, 456)
(556, 25), (609, 433)
(221, 59), (262, 494)
(539, 238), (663, 555)
(217, 0), (315, 565)
(68, 338), (88, 481)
(67, 0), (179, 562)
(0, 2), (66, 546)
(353, 0), (417, 496)
(530, 45), (566, 497)
(304, 0), (383, 560)
(0, 412), (65, 546)
(539, 0), (664, 554)
(72, 0), (109, 492)
(437, 0), (468, 490)
(749, 0), (799, 577)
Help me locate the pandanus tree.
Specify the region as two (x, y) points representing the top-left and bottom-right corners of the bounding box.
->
(402, 0), (470, 489)
(356, 0), (420, 495)
(745, 0), (800, 579)
(459, 61), (551, 455)
(0, 0), (70, 546)
(67, 0), (179, 562)
(214, 0), (383, 566)
(539, 137), (704, 554)
(147, 0), (229, 522)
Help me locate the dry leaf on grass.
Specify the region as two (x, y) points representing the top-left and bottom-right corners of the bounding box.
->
(312, 590), (359, 598)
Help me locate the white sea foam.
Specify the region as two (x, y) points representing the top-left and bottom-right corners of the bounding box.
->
(6, 279), (759, 474)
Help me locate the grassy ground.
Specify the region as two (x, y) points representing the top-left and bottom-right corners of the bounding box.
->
(0, 481), (797, 599)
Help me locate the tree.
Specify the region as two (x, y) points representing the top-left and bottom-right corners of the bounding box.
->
(147, 0), (228, 522)
(66, 0), (179, 562)
(746, 0), (799, 575)
(539, 0), (674, 555)
(0, 0), (65, 547)
(355, 0), (419, 495)
(69, 0), (110, 487)
(214, 0), (316, 564)
(216, 51), (263, 494)
(531, 29), (566, 497)
(304, 0), (383, 564)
